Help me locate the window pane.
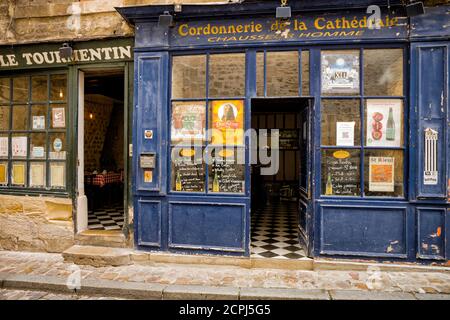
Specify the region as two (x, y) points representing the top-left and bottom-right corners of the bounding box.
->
(321, 149), (360, 196)
(0, 161), (8, 185)
(209, 53), (245, 97)
(12, 105), (28, 130)
(364, 49), (403, 96)
(266, 51), (298, 97)
(321, 50), (360, 96)
(11, 134), (27, 159)
(13, 77), (29, 102)
(321, 99), (360, 146)
(209, 100), (245, 146)
(50, 104), (66, 129)
(49, 132), (66, 160)
(256, 52), (264, 96)
(0, 133), (8, 159)
(50, 162), (65, 188)
(172, 55), (206, 99)
(0, 78), (10, 103)
(12, 161), (26, 186)
(171, 101), (206, 143)
(50, 74), (67, 101)
(29, 162), (46, 188)
(208, 147), (245, 194)
(31, 105), (47, 130)
(171, 146), (205, 192)
(31, 75), (48, 102)
(301, 50), (310, 96)
(365, 99), (403, 147)
(30, 133), (46, 159)
(364, 149), (404, 197)
(0, 106), (10, 131)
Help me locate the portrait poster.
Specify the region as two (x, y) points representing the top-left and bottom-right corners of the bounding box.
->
(369, 157), (395, 192)
(11, 136), (27, 157)
(12, 163), (25, 185)
(366, 99), (401, 147)
(50, 163), (65, 188)
(30, 163), (45, 187)
(171, 102), (206, 142)
(321, 51), (360, 94)
(0, 163), (7, 184)
(0, 137), (8, 157)
(52, 107), (65, 128)
(336, 121), (355, 146)
(210, 100), (244, 146)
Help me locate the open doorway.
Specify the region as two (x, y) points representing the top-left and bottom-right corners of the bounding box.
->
(251, 98), (310, 259)
(81, 69), (125, 231)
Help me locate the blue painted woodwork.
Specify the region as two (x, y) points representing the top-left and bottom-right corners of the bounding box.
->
(118, 2), (450, 262)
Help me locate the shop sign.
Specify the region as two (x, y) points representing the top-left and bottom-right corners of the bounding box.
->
(171, 10), (407, 46)
(0, 38), (133, 70)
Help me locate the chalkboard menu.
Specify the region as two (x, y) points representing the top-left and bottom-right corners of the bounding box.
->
(172, 152), (205, 192)
(279, 129), (299, 150)
(323, 150), (360, 196)
(210, 159), (245, 193)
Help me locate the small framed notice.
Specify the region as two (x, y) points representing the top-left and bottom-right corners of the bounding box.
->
(30, 162), (45, 187)
(52, 107), (65, 128)
(12, 162), (26, 186)
(0, 137), (8, 157)
(12, 136), (27, 157)
(336, 121), (355, 146)
(32, 116), (45, 130)
(50, 163), (65, 188)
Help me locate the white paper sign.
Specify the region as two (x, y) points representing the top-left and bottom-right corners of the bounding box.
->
(12, 136), (27, 157)
(366, 99), (402, 147)
(0, 137), (8, 157)
(336, 121), (355, 146)
(32, 116), (45, 130)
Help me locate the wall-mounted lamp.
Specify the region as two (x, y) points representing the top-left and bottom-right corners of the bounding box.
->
(158, 11), (174, 27)
(276, 0), (291, 19)
(59, 43), (73, 60)
(406, 1), (425, 17)
(174, 4), (182, 13)
(89, 113), (94, 120)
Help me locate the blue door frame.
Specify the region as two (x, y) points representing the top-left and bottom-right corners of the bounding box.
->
(118, 2), (450, 263)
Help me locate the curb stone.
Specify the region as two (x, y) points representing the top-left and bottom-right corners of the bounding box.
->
(163, 284), (239, 300)
(239, 288), (330, 300)
(329, 290), (417, 300)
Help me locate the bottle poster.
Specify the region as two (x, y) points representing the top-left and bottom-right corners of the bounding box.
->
(366, 99), (401, 147)
(369, 156), (395, 192)
(321, 51), (360, 94)
(210, 100), (244, 146)
(171, 102), (206, 142)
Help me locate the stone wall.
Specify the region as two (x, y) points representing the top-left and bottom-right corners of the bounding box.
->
(0, 194), (74, 252)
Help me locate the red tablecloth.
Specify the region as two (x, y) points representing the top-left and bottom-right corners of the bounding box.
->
(86, 172), (123, 187)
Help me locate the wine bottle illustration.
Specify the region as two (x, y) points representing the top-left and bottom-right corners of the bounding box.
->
(386, 107), (395, 141)
(325, 172), (333, 195)
(175, 170), (182, 191)
(213, 169), (220, 192)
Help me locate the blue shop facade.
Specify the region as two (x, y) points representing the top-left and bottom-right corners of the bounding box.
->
(117, 1), (450, 264)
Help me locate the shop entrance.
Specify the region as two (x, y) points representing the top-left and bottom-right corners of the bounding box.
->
(251, 98), (311, 259)
(77, 69), (126, 232)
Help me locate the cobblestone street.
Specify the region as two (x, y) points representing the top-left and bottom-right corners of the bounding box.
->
(0, 250), (449, 300)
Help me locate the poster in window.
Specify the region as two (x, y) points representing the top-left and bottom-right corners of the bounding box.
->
(0, 162), (7, 184)
(321, 52), (359, 94)
(171, 102), (206, 142)
(336, 122), (355, 146)
(369, 157), (395, 192)
(366, 99), (401, 147)
(50, 163), (65, 188)
(12, 163), (25, 185)
(210, 100), (244, 146)
(30, 163), (45, 187)
(52, 107), (65, 128)
(0, 137), (8, 157)
(32, 116), (45, 130)
(11, 136), (27, 157)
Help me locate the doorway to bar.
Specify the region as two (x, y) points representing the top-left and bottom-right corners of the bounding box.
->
(250, 98), (310, 259)
(81, 69), (126, 231)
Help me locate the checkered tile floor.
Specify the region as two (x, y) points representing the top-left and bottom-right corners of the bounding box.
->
(88, 205), (124, 231)
(251, 202), (306, 259)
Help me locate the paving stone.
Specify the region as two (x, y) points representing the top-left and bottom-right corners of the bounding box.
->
(330, 290), (416, 300)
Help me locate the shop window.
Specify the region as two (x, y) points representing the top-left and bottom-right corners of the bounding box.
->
(0, 73), (68, 191)
(320, 48), (405, 198)
(172, 55), (206, 99)
(364, 49), (403, 96)
(257, 50), (309, 97)
(170, 53), (246, 194)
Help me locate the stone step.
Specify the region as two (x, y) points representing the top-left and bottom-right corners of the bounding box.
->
(75, 230), (128, 248)
(62, 245), (132, 267)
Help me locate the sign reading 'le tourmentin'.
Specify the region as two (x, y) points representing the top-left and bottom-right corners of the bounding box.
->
(172, 10), (407, 46)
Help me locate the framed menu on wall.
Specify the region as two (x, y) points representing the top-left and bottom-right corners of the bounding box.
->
(171, 101), (206, 142)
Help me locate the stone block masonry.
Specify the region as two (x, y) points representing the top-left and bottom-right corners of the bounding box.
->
(0, 195), (74, 253)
